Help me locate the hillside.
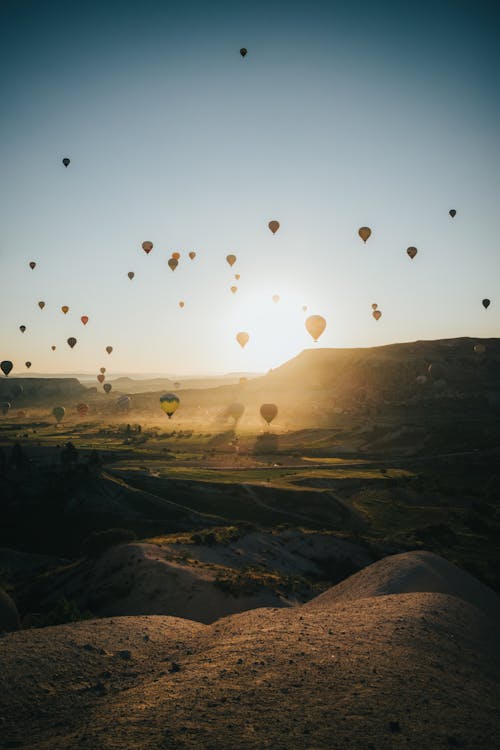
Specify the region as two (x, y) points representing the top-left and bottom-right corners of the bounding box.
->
(1, 551), (499, 749)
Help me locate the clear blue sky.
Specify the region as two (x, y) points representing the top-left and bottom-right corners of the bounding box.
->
(0, 0), (498, 375)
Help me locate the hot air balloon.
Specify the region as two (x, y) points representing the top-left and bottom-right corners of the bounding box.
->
(106, 346), (113, 354)
(268, 220), (280, 234)
(240, 48), (247, 57)
(142, 241), (153, 254)
(305, 315), (326, 342)
(302, 305), (308, 312)
(103, 383), (112, 394)
(81, 316), (89, 325)
(179, 301), (185, 308)
(272, 295), (280, 303)
(100, 367), (106, 374)
(474, 343), (486, 354)
(29, 261), (36, 270)
(358, 227), (371, 243)
(260, 403), (278, 425)
(235, 273), (240, 280)
(407, 246), (417, 259)
(226, 254), (237, 267)
(372, 310), (382, 321)
(117, 395), (131, 411)
(38, 301), (45, 309)
(19, 325), (26, 333)
(67, 337), (77, 349)
(160, 392), (180, 419)
(482, 299), (491, 309)
(76, 403), (89, 417)
(61, 306), (69, 314)
(189, 251), (196, 260)
(168, 258), (178, 271)
(51, 346), (56, 351)
(62, 158), (70, 167)
(449, 209), (456, 218)
(25, 361), (31, 369)
(128, 271), (135, 280)
(230, 286), (238, 294)
(1, 361), (13, 377)
(97, 374), (105, 384)
(371, 303), (378, 310)
(53, 406), (65, 423)
(227, 402), (245, 422)
(236, 331), (249, 348)
(172, 252), (180, 260)
(1, 402), (11, 416)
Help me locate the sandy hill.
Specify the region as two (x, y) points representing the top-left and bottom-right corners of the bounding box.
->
(1, 550), (499, 749)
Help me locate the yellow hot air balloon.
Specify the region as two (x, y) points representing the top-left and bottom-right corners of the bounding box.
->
(168, 258), (178, 271)
(230, 286), (238, 294)
(305, 315), (326, 342)
(260, 403), (278, 425)
(61, 305), (69, 314)
(160, 392), (180, 419)
(226, 254), (237, 267)
(358, 227), (371, 243)
(268, 220), (280, 234)
(236, 331), (249, 348)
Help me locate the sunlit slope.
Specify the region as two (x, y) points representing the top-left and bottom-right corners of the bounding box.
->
(1, 551), (499, 749)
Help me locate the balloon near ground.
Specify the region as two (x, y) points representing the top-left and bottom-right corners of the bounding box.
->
(236, 331), (249, 348)
(305, 315), (326, 342)
(227, 402), (245, 422)
(268, 220), (280, 234)
(52, 406), (65, 423)
(1, 361), (13, 377)
(103, 383), (112, 394)
(76, 403), (89, 417)
(474, 343), (486, 354)
(260, 403), (278, 425)
(142, 241), (153, 254)
(358, 226), (371, 243)
(116, 395), (131, 411)
(160, 392), (180, 419)
(407, 246), (417, 259)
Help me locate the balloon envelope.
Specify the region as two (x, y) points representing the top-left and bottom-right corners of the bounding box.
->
(372, 310), (382, 320)
(226, 254), (237, 267)
(106, 346), (113, 354)
(51, 346), (56, 351)
(172, 252), (181, 260)
(236, 331), (249, 348)
(117, 395), (131, 410)
(260, 403), (278, 424)
(305, 315), (326, 342)
(407, 246), (417, 259)
(168, 258), (178, 271)
(62, 158), (70, 167)
(61, 306), (69, 314)
(268, 220), (280, 234)
(272, 295), (280, 303)
(1, 361), (13, 377)
(103, 383), (112, 394)
(53, 406), (65, 423)
(358, 227), (371, 242)
(142, 241), (153, 254)
(67, 337), (77, 348)
(230, 286), (237, 294)
(189, 251), (196, 260)
(76, 403), (89, 417)
(25, 361), (31, 369)
(179, 301), (185, 308)
(97, 374), (105, 384)
(81, 316), (89, 325)
(160, 392), (180, 419)
(128, 271), (135, 280)
(449, 209), (456, 218)
(29, 261), (36, 270)
(100, 367), (106, 374)
(19, 326), (26, 333)
(371, 303), (378, 310)
(38, 301), (45, 309)
(240, 48), (247, 57)
(482, 299), (490, 309)
(227, 402), (245, 421)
